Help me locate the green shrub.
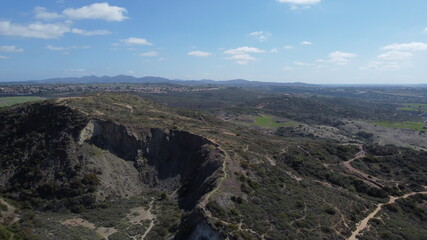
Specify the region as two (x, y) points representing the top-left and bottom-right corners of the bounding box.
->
(0, 202), (7, 211)
(0, 225), (12, 240)
(384, 203), (399, 213)
(81, 173), (100, 186)
(324, 207), (336, 215)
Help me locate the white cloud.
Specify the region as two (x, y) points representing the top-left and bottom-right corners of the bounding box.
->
(301, 41), (312, 45)
(365, 42), (427, 71)
(277, 0), (321, 4)
(46, 45), (90, 51)
(188, 51), (212, 57)
(382, 42), (427, 51)
(46, 45), (67, 51)
(270, 48), (278, 53)
(71, 28), (110, 36)
(71, 45), (90, 49)
(35, 3), (127, 22)
(224, 46), (265, 55)
(0, 55), (9, 59)
(327, 51), (357, 65)
(139, 51), (159, 57)
(363, 61), (401, 70)
(0, 45), (24, 52)
(0, 21), (71, 39)
(424, 27), (427, 32)
(121, 37), (153, 46)
(34, 7), (62, 20)
(0, 21), (107, 39)
(224, 46), (265, 64)
(283, 45), (294, 49)
(364, 49), (412, 71)
(377, 51), (413, 61)
(293, 61), (313, 66)
(249, 31), (271, 42)
(278, 0), (321, 10)
(226, 54), (256, 65)
(63, 3), (128, 22)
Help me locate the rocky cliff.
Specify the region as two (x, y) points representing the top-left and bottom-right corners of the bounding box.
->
(0, 97), (226, 239)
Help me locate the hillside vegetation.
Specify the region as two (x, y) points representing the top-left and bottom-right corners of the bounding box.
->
(0, 93), (425, 240)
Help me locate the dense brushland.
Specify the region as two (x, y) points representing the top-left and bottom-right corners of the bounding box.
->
(0, 84), (426, 240)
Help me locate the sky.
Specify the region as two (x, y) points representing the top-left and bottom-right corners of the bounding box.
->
(0, 0), (427, 84)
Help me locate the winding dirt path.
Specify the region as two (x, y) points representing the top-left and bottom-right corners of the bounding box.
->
(341, 145), (384, 188)
(348, 191), (427, 240)
(341, 144), (427, 239)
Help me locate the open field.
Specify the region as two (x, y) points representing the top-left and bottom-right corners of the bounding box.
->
(373, 121), (427, 132)
(0, 96), (45, 107)
(252, 115), (296, 128)
(397, 103), (427, 112)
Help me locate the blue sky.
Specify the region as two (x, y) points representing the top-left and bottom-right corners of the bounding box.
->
(0, 0), (427, 84)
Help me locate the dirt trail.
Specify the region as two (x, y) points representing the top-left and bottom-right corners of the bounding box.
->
(265, 155), (277, 166)
(343, 145), (427, 239)
(204, 211), (260, 238)
(341, 145), (383, 188)
(140, 198), (156, 240)
(348, 191), (427, 240)
(199, 144), (228, 207)
(0, 198), (19, 223)
(113, 102), (134, 114)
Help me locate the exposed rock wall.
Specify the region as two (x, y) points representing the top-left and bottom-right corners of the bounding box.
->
(0, 102), (225, 238)
(79, 120), (224, 210)
(77, 120), (226, 239)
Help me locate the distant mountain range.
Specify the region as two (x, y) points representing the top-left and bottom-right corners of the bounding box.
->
(2, 75), (426, 87)
(10, 75), (315, 87)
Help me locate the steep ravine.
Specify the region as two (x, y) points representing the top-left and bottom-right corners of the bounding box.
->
(0, 101), (227, 239)
(78, 119), (227, 239)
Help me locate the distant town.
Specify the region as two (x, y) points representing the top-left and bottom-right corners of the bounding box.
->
(0, 83), (221, 96)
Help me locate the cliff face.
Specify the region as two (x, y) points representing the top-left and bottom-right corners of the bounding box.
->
(76, 119), (226, 239)
(79, 120), (225, 211)
(0, 99), (226, 238)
